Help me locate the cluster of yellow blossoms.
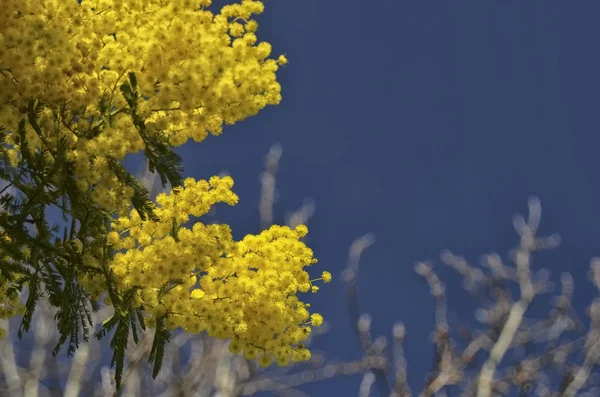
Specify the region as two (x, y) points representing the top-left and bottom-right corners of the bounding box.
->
(0, 0), (329, 367)
(0, 0), (288, 215)
(85, 176), (330, 366)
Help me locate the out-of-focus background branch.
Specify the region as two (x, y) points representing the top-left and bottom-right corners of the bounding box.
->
(3, 146), (600, 396)
(0, 146), (384, 396)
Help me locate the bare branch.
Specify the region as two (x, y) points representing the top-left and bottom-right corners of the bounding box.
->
(259, 143), (282, 231)
(476, 197), (545, 397)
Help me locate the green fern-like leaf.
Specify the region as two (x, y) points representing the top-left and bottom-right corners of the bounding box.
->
(109, 315), (130, 390)
(148, 315), (171, 379)
(119, 74), (184, 190)
(105, 155), (158, 222)
(18, 274), (41, 338)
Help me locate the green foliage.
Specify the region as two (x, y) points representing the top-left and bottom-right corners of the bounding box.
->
(121, 72), (184, 192)
(149, 315), (170, 380)
(0, 74), (187, 390)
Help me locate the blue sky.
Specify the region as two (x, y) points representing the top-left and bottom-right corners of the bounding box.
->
(172, 0), (599, 394)
(8, 0), (600, 395)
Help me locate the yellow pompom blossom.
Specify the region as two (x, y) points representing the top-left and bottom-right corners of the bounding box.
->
(105, 176), (326, 365)
(0, 0), (287, 215)
(310, 313), (323, 327)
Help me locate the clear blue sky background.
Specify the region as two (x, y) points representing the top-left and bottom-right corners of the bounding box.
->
(178, 0), (599, 395)
(11, 1), (600, 395)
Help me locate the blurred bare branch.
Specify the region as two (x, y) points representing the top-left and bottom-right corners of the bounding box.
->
(4, 151), (600, 397)
(286, 198), (315, 229)
(259, 143), (282, 231)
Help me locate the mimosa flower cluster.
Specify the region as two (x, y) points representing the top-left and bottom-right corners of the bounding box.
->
(95, 176), (330, 366)
(0, 0), (288, 215)
(0, 0), (329, 370)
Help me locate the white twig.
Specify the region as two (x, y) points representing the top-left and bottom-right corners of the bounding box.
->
(259, 143), (282, 230)
(359, 371), (375, 397)
(24, 303), (52, 397)
(562, 334), (600, 397)
(0, 319), (22, 396)
(476, 197), (541, 397)
(64, 344), (89, 397)
(286, 198), (315, 229)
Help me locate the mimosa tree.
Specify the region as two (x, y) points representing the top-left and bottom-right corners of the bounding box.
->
(0, 0), (330, 389)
